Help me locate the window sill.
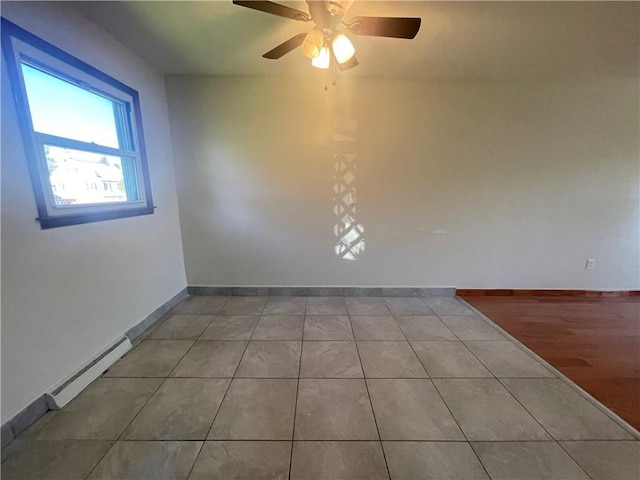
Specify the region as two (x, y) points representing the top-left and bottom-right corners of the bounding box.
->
(37, 206), (154, 229)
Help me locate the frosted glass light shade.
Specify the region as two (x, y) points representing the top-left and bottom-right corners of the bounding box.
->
(311, 47), (331, 69)
(332, 33), (355, 64)
(302, 28), (324, 59)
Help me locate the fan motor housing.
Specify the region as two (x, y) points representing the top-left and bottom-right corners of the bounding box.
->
(308, 1), (344, 29)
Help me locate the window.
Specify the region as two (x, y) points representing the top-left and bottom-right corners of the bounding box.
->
(1, 18), (154, 228)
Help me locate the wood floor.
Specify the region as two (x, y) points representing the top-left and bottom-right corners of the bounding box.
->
(461, 295), (640, 431)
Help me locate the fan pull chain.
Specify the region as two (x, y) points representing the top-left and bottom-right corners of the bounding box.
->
(332, 56), (337, 86)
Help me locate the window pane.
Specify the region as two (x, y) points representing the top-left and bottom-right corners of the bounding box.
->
(45, 145), (139, 206)
(21, 63), (121, 148)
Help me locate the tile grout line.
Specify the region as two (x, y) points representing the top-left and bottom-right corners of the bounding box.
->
(459, 298), (640, 430)
(182, 296), (261, 479)
(347, 309), (392, 480)
(457, 296), (640, 440)
(14, 296), (632, 478)
(67, 438), (640, 443)
(181, 296), (237, 480)
(86, 297), (233, 479)
(200, 297), (263, 443)
(448, 297), (592, 477)
(288, 297), (308, 480)
(429, 298), (593, 478)
(492, 376), (595, 480)
(84, 371), (170, 477)
(81, 439), (118, 480)
(387, 304), (494, 480)
(428, 299), (554, 380)
(84, 300), (216, 478)
(88, 375), (577, 380)
(554, 443), (598, 480)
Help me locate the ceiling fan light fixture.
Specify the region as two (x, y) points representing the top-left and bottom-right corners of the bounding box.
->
(332, 32), (355, 64)
(311, 46), (331, 69)
(302, 27), (324, 59)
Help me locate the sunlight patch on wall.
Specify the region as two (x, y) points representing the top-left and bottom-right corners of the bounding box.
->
(332, 117), (365, 261)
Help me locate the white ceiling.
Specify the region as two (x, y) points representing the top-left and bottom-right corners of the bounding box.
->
(72, 1), (639, 79)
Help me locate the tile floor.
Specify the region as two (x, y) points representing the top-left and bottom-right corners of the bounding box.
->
(2, 296), (639, 479)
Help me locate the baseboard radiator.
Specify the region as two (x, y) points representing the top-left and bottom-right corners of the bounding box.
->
(45, 336), (132, 409)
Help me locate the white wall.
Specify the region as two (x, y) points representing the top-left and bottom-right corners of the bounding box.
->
(166, 75), (639, 290)
(1, 2), (186, 423)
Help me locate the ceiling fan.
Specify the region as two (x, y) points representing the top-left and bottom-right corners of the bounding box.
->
(232, 0), (421, 71)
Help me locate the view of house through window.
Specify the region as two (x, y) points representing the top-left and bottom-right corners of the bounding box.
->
(21, 63), (139, 206)
(45, 146), (131, 205)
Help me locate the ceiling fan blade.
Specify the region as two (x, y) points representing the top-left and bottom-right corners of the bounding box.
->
(232, 0), (310, 21)
(337, 55), (359, 71)
(263, 33), (307, 59)
(346, 16), (421, 39)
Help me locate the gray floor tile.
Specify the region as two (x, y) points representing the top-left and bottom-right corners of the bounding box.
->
(171, 341), (247, 377)
(199, 315), (258, 340)
(209, 379), (297, 440)
(295, 379), (379, 440)
(149, 314), (213, 340)
(304, 315), (353, 340)
(1, 440), (112, 480)
(351, 316), (405, 340)
(263, 297), (307, 315)
(440, 316), (506, 341)
(123, 378), (229, 440)
(383, 441), (489, 480)
(346, 298), (391, 315)
(220, 296), (268, 315)
(395, 316), (457, 340)
(235, 341), (301, 378)
(105, 340), (193, 377)
(424, 297), (475, 315)
(300, 341), (363, 378)
(1, 411), (57, 458)
(138, 312), (180, 342)
(465, 341), (555, 377)
(305, 297), (348, 315)
(88, 440), (202, 479)
(367, 379), (464, 440)
(291, 441), (389, 479)
(501, 378), (635, 440)
(1, 439), (26, 464)
(36, 378), (162, 440)
(472, 442), (589, 480)
(252, 315), (304, 340)
(412, 341), (492, 378)
(358, 341), (427, 378)
(434, 379), (550, 441)
(175, 296), (229, 315)
(559, 441), (640, 480)
(384, 297), (434, 316)
(190, 441), (291, 480)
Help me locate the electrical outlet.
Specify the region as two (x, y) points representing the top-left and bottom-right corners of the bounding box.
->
(585, 258), (596, 270)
